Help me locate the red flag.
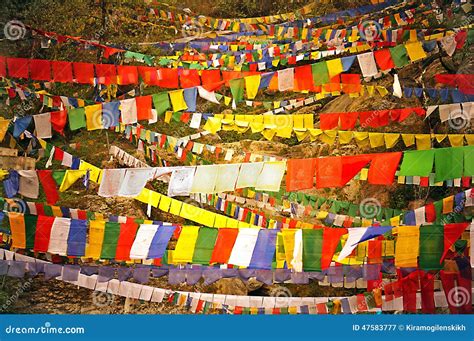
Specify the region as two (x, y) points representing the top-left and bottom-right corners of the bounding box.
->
(319, 113), (340, 130)
(374, 49), (395, 70)
(117, 65), (138, 85)
(0, 56), (6, 77)
(51, 61), (73, 83)
(339, 112), (359, 130)
(420, 271), (435, 314)
(294, 65), (314, 91)
(321, 227), (347, 269)
(29, 59), (51, 80)
(179, 69), (201, 88)
(157, 68), (179, 88)
(7, 57), (29, 78)
(425, 203), (436, 222)
(95, 63), (117, 84)
(33, 215), (55, 252)
(402, 271), (419, 313)
(209, 228), (239, 264)
(37, 170), (59, 205)
(138, 66), (160, 86)
(50, 110), (67, 135)
(367, 152), (402, 185)
(201, 69), (223, 91)
(341, 155), (372, 185)
(135, 96), (152, 121)
(72, 62), (95, 84)
(115, 222), (139, 261)
(286, 158), (316, 191)
(441, 223), (470, 262)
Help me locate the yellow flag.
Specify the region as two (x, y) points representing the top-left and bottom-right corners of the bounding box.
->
(405, 41), (426, 62)
(79, 161), (102, 183)
(338, 131), (354, 144)
(173, 226), (200, 263)
(401, 134), (415, 147)
(354, 132), (369, 147)
(51, 206), (63, 217)
(203, 117), (222, 134)
(384, 133), (400, 148)
(383, 240), (395, 257)
(282, 229), (296, 268)
(8, 212), (26, 248)
(326, 58), (343, 78)
(0, 118), (10, 142)
(85, 104), (103, 130)
(226, 218), (239, 228)
(197, 209), (217, 227)
(376, 86), (388, 97)
(443, 196), (454, 214)
(294, 130), (309, 141)
(245, 74), (260, 99)
(390, 215), (400, 226)
(464, 134), (474, 145)
(59, 170), (88, 192)
(395, 226), (419, 268)
(415, 134), (431, 150)
(262, 129), (276, 141)
(320, 130), (337, 144)
(169, 89), (188, 112)
(369, 133), (384, 148)
(169, 199), (183, 216)
(448, 134), (464, 147)
(435, 134), (447, 143)
(293, 115), (304, 129)
(86, 220), (105, 259)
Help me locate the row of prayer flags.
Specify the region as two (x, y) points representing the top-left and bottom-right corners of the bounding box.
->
(6, 212), (472, 274)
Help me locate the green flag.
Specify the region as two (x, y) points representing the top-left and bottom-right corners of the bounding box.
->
(399, 150), (435, 176)
(463, 145), (474, 176)
(302, 229), (323, 271)
(152, 92), (170, 117)
(419, 225), (444, 270)
(24, 215), (37, 249)
(192, 227), (218, 265)
(68, 108), (86, 131)
(389, 45), (409, 68)
(100, 222), (121, 259)
(52, 170), (66, 186)
(434, 147), (464, 182)
(311, 62), (329, 86)
(229, 78), (245, 104)
(43, 205), (53, 217)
